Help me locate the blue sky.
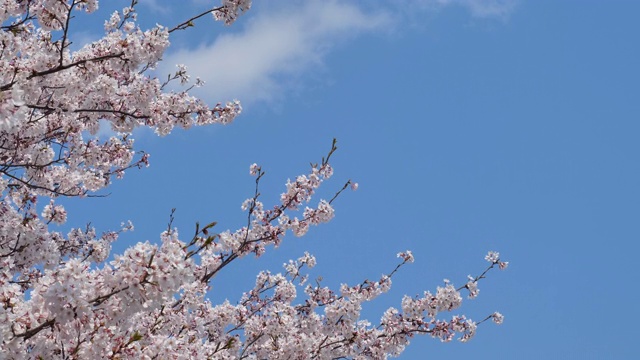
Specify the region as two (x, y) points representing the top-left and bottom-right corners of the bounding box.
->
(61, 0), (640, 358)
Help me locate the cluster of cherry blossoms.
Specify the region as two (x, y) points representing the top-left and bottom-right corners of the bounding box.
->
(0, 1), (508, 358)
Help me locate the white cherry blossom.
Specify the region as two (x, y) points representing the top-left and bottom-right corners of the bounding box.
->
(0, 1), (508, 358)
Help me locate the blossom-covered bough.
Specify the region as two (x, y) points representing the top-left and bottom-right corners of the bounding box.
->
(0, 1), (508, 358)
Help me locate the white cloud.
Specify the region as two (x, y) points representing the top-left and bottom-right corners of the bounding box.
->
(138, 0), (170, 14)
(161, 0), (391, 106)
(418, 0), (519, 19)
(159, 0), (517, 108)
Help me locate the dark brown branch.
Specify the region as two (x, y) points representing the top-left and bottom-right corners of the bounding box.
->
(14, 318), (55, 340)
(168, 7), (224, 33)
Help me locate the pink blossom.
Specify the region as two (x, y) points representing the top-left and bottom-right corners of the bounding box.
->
(249, 163), (260, 176)
(0, 1), (508, 357)
(397, 250), (415, 263)
(485, 251), (500, 263)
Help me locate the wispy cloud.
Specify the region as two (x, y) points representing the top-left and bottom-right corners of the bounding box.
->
(415, 0), (519, 19)
(138, 0), (170, 14)
(161, 0), (391, 106)
(160, 0), (517, 108)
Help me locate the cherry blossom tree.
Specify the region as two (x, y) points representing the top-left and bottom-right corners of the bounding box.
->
(0, 1), (508, 358)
